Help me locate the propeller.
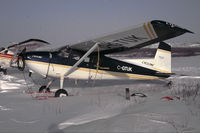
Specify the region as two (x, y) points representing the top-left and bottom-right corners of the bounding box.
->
(17, 48), (26, 71)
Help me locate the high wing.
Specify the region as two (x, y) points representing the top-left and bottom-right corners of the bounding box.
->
(8, 39), (50, 53)
(58, 20), (192, 54)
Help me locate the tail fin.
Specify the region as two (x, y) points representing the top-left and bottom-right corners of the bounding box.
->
(153, 42), (171, 73)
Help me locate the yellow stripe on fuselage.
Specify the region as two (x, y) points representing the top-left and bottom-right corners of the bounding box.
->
(25, 60), (160, 80)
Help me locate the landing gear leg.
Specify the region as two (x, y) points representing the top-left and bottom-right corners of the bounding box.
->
(167, 81), (173, 88)
(39, 79), (54, 93)
(55, 76), (68, 97)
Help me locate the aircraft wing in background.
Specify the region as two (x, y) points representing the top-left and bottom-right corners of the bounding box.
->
(8, 39), (50, 67)
(8, 39), (50, 53)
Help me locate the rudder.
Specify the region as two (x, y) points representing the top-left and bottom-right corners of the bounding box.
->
(153, 42), (171, 73)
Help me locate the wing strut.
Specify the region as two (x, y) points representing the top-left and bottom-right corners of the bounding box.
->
(64, 42), (100, 77)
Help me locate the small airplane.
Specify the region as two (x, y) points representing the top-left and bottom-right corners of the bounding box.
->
(0, 39), (50, 74)
(15, 20), (192, 97)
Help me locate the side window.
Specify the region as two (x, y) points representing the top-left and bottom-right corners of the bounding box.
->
(70, 52), (89, 62)
(58, 48), (70, 58)
(71, 52), (81, 61)
(70, 51), (90, 67)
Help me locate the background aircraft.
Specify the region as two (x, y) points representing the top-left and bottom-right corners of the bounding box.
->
(0, 39), (50, 74)
(15, 20), (192, 97)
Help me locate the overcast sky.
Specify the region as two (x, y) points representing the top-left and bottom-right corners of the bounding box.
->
(0, 0), (199, 47)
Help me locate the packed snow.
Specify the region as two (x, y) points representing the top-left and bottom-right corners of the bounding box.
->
(0, 56), (200, 132)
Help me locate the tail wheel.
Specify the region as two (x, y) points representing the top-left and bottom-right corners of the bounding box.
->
(55, 89), (68, 97)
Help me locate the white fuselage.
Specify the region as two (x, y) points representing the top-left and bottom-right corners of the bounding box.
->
(25, 59), (159, 80)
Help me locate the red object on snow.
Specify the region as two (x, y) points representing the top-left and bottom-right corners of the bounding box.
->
(174, 96), (180, 100)
(161, 96), (174, 100)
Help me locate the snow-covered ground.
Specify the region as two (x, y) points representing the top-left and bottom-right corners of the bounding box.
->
(0, 56), (200, 133)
